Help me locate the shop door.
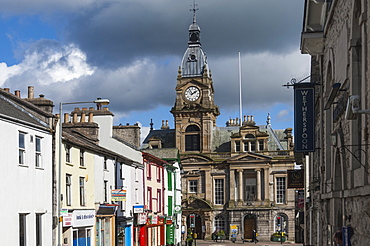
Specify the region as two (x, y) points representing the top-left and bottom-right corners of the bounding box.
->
(243, 216), (256, 240)
(73, 228), (91, 246)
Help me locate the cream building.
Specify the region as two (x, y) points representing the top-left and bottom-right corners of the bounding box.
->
(143, 8), (297, 242)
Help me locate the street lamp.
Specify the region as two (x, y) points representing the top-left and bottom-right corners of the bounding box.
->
(57, 98), (109, 246)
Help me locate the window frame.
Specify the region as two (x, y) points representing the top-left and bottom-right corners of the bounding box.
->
(36, 213), (42, 246)
(19, 131), (26, 165)
(188, 179), (198, 193)
(79, 149), (85, 167)
(276, 177), (286, 204)
(79, 177), (86, 206)
(65, 145), (71, 163)
(35, 136), (42, 168)
(19, 213), (27, 246)
(214, 178), (225, 205)
(66, 174), (72, 206)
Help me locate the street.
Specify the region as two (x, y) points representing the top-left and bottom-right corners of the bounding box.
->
(184, 239), (304, 246)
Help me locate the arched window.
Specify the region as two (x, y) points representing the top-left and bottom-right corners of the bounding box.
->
(275, 213), (288, 233)
(214, 215), (226, 232)
(185, 125), (200, 151)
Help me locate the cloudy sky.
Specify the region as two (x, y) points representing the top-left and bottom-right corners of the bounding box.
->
(0, 0), (310, 136)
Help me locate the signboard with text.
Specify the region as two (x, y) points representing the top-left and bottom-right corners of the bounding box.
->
(287, 169), (304, 188)
(294, 83), (315, 152)
(72, 210), (95, 227)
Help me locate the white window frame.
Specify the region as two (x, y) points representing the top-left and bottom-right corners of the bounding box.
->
(19, 131), (26, 165)
(188, 180), (198, 193)
(36, 213), (43, 246)
(19, 213), (27, 246)
(66, 174), (72, 206)
(214, 178), (224, 205)
(35, 136), (42, 168)
(79, 149), (85, 167)
(276, 177), (286, 204)
(80, 177), (85, 206)
(65, 145), (71, 163)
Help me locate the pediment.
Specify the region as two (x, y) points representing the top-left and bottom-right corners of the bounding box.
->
(227, 152), (272, 162)
(181, 154), (213, 163)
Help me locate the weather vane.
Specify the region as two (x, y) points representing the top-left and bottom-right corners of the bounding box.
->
(190, 0), (199, 23)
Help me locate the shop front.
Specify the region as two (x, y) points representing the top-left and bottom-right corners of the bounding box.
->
(62, 209), (95, 246)
(96, 205), (116, 246)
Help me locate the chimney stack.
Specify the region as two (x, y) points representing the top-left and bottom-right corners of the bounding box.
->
(4, 88), (9, 92)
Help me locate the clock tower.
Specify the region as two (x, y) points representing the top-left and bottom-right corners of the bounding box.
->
(170, 7), (220, 153)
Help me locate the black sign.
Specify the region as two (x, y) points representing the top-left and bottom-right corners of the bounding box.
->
(294, 83), (315, 152)
(287, 169), (304, 188)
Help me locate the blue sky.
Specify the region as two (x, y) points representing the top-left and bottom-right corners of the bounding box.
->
(0, 0), (310, 139)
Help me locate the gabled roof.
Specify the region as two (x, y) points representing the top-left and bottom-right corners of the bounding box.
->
(0, 97), (49, 130)
(63, 128), (138, 165)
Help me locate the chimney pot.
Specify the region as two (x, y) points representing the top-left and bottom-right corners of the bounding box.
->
(39, 94), (44, 98)
(64, 113), (69, 123)
(81, 112), (86, 122)
(74, 108), (80, 111)
(15, 90), (21, 97)
(28, 86), (34, 99)
(4, 88), (10, 92)
(82, 107), (88, 111)
(88, 112), (93, 123)
(89, 107), (94, 110)
(73, 113), (78, 123)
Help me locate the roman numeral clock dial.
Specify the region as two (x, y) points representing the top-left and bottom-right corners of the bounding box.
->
(184, 86), (200, 102)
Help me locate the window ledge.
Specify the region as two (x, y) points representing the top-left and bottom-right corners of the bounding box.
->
(18, 164), (29, 168)
(79, 166), (87, 170)
(35, 167), (44, 170)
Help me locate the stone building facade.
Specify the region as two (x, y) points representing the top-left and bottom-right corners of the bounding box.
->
(143, 7), (297, 242)
(301, 0), (370, 245)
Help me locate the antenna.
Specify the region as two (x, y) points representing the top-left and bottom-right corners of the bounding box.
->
(239, 51), (243, 126)
(190, 0), (199, 23)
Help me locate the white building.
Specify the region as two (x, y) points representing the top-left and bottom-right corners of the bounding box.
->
(0, 88), (55, 246)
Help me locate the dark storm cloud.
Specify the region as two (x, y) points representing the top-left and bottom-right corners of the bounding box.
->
(63, 0), (305, 68)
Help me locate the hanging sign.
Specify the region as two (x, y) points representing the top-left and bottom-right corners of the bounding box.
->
(294, 83), (315, 152)
(287, 169), (304, 188)
(111, 189), (126, 201)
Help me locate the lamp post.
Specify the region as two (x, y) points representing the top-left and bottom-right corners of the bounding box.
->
(57, 99), (109, 246)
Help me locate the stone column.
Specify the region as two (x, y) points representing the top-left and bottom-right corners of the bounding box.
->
(205, 170), (212, 201)
(256, 169), (261, 201)
(264, 168), (270, 202)
(238, 169), (243, 204)
(230, 169), (236, 206)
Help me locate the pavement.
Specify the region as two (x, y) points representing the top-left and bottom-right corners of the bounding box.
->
(184, 239), (304, 246)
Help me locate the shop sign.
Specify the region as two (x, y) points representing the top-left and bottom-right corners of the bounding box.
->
(63, 213), (73, 227)
(294, 83), (315, 152)
(72, 210), (95, 227)
(61, 208), (69, 217)
(111, 189), (126, 201)
(151, 215), (158, 224)
(133, 205), (144, 213)
(137, 213), (147, 225)
(287, 169), (304, 188)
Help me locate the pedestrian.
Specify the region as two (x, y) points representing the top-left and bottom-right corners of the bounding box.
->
(252, 229), (259, 243)
(333, 230), (343, 246)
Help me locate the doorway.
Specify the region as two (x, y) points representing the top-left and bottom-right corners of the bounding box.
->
(243, 214), (257, 240)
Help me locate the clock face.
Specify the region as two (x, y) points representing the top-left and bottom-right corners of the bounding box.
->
(184, 86), (200, 101)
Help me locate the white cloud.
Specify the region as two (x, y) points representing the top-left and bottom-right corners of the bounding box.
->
(1, 41), (95, 87)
